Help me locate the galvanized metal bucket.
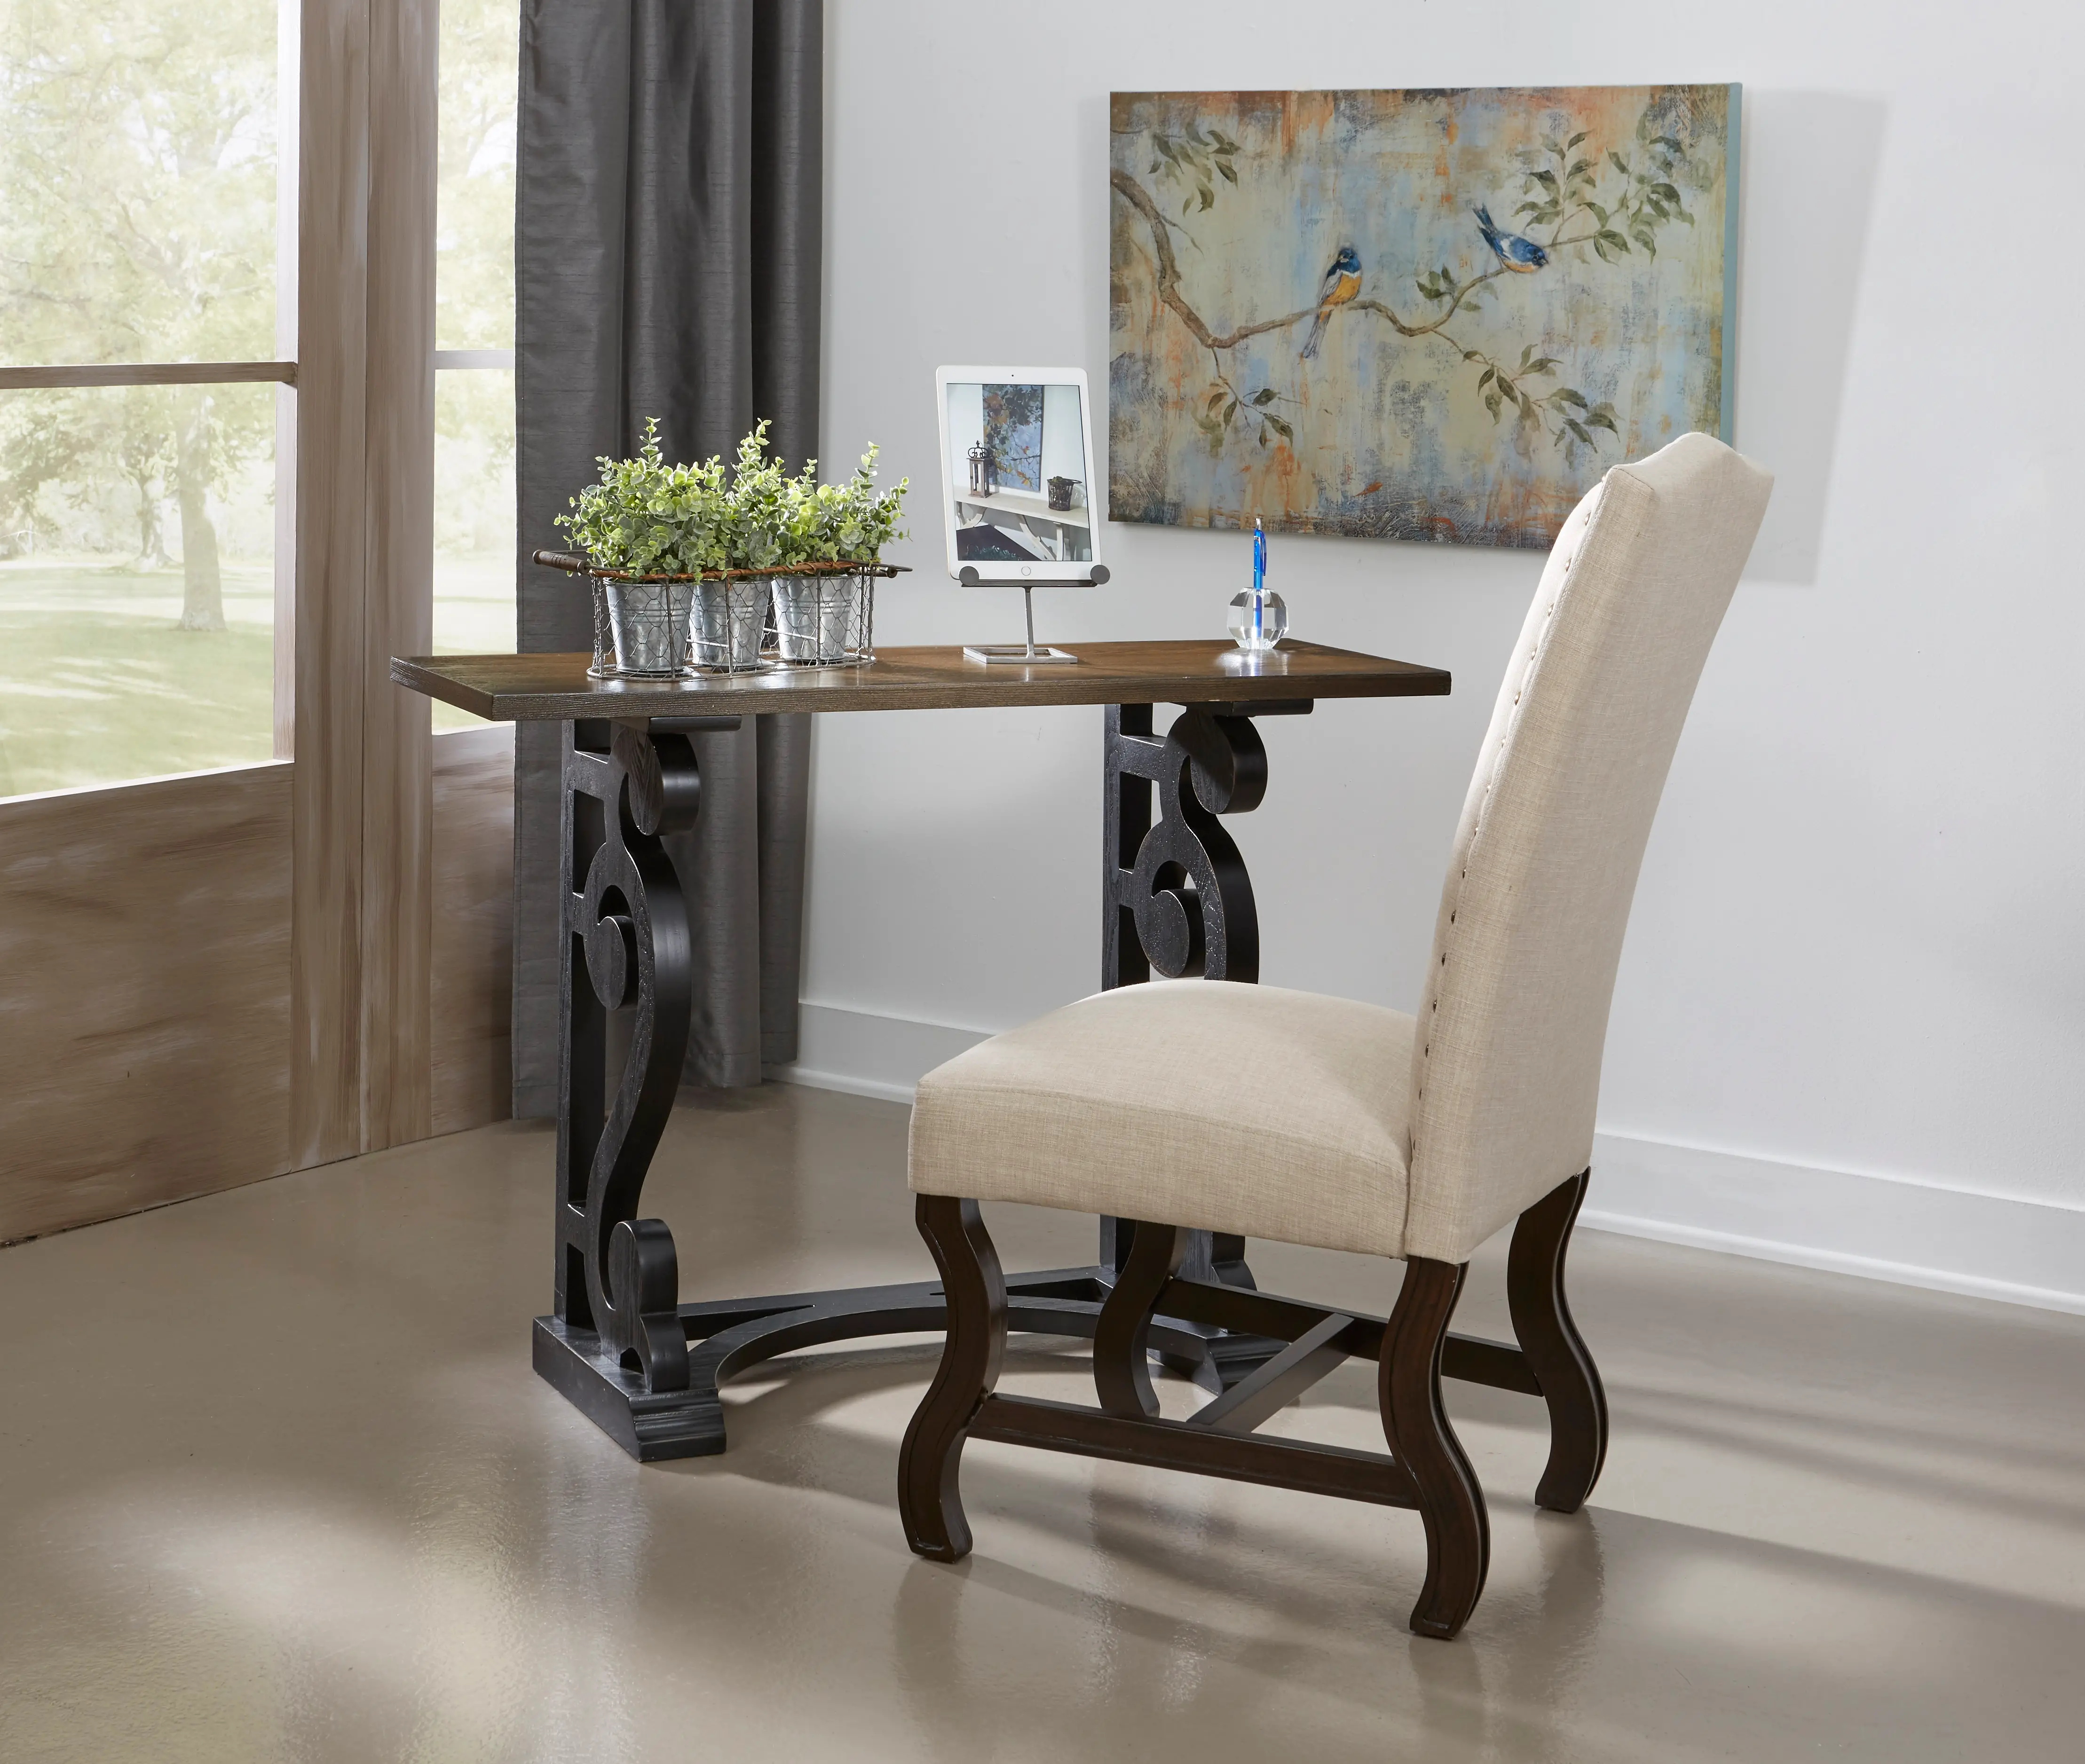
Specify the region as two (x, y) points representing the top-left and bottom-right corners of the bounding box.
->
(691, 577), (768, 672)
(770, 570), (872, 665)
(602, 577), (695, 677)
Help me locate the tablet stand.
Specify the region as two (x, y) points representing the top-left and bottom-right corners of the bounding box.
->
(958, 564), (1109, 665)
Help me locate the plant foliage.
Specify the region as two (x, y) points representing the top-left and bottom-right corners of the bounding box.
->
(557, 418), (908, 575)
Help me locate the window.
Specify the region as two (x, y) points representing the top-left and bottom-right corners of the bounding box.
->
(431, 0), (518, 731)
(0, 0), (292, 796)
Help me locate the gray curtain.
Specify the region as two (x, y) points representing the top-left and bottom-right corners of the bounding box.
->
(512, 0), (822, 1115)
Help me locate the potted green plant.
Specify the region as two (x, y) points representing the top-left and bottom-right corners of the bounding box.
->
(553, 417), (909, 676)
(768, 441), (908, 663)
(555, 419), (724, 676)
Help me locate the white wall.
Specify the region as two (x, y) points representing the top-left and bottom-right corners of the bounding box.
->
(805, 0), (2085, 1307)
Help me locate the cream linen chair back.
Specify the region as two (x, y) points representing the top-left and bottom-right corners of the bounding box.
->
(1403, 432), (1772, 1263)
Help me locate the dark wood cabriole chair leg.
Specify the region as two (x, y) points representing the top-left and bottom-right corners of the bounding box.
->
(900, 1195), (1007, 1562)
(1507, 1170), (1609, 1512)
(1093, 1220), (1189, 1418)
(1382, 1257), (1490, 1639)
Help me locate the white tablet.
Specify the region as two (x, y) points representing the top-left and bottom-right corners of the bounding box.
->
(934, 366), (1105, 586)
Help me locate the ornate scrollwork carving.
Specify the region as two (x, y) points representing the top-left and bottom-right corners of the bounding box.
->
(1098, 700), (1310, 1302)
(1104, 704), (1269, 984)
(555, 718), (716, 1394)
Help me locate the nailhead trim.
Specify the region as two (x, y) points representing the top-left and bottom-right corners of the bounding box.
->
(1415, 486), (1601, 1147)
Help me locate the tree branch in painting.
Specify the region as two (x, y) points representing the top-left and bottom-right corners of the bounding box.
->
(1114, 110), (1694, 463)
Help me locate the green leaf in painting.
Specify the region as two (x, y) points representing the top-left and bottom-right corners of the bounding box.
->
(1198, 183), (1214, 211)
(1567, 130), (1588, 147)
(1608, 150), (1630, 175)
(1264, 414), (1293, 440)
(1552, 386), (1588, 408)
(1251, 387), (1276, 405)
(1216, 159), (1237, 184)
(1477, 367), (1494, 389)
(1223, 398), (1238, 422)
(1485, 389), (1503, 421)
(1566, 418), (1593, 444)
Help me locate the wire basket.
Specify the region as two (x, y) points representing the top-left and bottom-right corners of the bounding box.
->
(537, 552), (902, 679)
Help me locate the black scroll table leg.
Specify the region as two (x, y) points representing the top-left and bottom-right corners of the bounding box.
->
(1097, 699), (1313, 1387)
(533, 716), (725, 1456)
(531, 716), (1122, 1464)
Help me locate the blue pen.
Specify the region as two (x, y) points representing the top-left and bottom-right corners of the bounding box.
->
(1253, 518), (1265, 642)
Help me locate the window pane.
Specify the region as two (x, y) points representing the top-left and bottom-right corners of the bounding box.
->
(0, 383), (277, 797)
(0, 0), (280, 365)
(436, 0), (518, 353)
(432, 368), (514, 732)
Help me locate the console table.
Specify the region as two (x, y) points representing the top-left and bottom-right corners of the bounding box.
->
(392, 640), (1451, 1460)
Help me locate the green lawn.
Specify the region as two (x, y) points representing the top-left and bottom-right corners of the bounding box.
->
(430, 551), (515, 732)
(0, 552), (517, 795)
(0, 560), (276, 797)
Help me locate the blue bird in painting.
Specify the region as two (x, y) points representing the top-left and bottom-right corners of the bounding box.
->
(1473, 205), (1548, 273)
(1299, 245), (1362, 359)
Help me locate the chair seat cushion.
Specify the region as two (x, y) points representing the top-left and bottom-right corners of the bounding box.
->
(909, 979), (1414, 1259)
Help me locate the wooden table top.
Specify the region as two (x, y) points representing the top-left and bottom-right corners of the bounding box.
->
(391, 640), (1451, 721)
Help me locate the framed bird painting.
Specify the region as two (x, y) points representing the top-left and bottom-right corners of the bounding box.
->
(1107, 85), (1740, 548)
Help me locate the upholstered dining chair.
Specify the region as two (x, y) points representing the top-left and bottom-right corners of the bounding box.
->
(897, 431), (1772, 1640)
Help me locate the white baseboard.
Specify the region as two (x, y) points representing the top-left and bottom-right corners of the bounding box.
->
(771, 1004), (2085, 1317)
(1583, 1133), (2085, 1316)
(766, 1002), (989, 1104)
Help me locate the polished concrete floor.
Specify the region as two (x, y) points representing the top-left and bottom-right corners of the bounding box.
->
(3, 1083), (2082, 1762)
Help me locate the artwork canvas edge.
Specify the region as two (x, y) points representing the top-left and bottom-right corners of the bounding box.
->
(1721, 82), (1743, 443)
